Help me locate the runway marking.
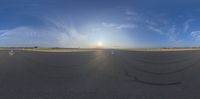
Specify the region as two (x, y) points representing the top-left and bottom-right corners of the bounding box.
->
(8, 50), (14, 56)
(111, 50), (114, 54)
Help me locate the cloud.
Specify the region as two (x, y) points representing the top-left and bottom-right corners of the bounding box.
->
(46, 17), (88, 47)
(183, 19), (195, 33)
(191, 31), (200, 41)
(0, 30), (8, 33)
(1, 16), (136, 48)
(0, 23), (89, 48)
(168, 25), (177, 42)
(124, 10), (143, 22)
(0, 30), (9, 38)
(0, 27), (59, 47)
(102, 22), (136, 30)
(148, 24), (178, 42)
(117, 24), (137, 29)
(125, 10), (138, 16)
(148, 25), (164, 35)
(0, 15), (90, 47)
(102, 22), (116, 28)
(124, 10), (183, 44)
(0, 27), (35, 46)
(146, 18), (179, 43)
(0, 27), (33, 40)
(123, 9), (200, 47)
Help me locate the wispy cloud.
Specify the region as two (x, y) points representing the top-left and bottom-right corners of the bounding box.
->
(0, 27), (59, 47)
(102, 22), (137, 30)
(0, 17), (90, 48)
(102, 22), (116, 28)
(124, 9), (184, 45)
(124, 10), (142, 21)
(46, 17), (88, 47)
(125, 9), (138, 16)
(0, 30), (9, 38)
(146, 17), (179, 42)
(147, 25), (164, 35)
(168, 25), (177, 42)
(191, 31), (200, 41)
(183, 19), (195, 33)
(117, 24), (137, 29)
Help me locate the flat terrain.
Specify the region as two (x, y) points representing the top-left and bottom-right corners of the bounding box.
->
(0, 49), (200, 99)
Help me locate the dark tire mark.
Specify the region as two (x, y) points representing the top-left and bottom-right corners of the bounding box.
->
(120, 51), (199, 65)
(124, 69), (182, 86)
(133, 56), (196, 65)
(117, 53), (200, 75)
(128, 76), (182, 86)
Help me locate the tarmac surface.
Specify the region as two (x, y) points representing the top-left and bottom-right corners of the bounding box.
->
(0, 49), (200, 99)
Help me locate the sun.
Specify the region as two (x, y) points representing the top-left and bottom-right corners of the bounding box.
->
(97, 42), (103, 47)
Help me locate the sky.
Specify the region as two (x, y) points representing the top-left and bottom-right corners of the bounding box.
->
(0, 0), (200, 48)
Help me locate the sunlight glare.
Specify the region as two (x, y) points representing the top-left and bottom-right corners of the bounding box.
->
(97, 42), (103, 47)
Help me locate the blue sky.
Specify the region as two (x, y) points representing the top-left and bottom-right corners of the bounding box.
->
(0, 0), (200, 48)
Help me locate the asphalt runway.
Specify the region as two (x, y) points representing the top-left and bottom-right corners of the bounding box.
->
(0, 50), (200, 99)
